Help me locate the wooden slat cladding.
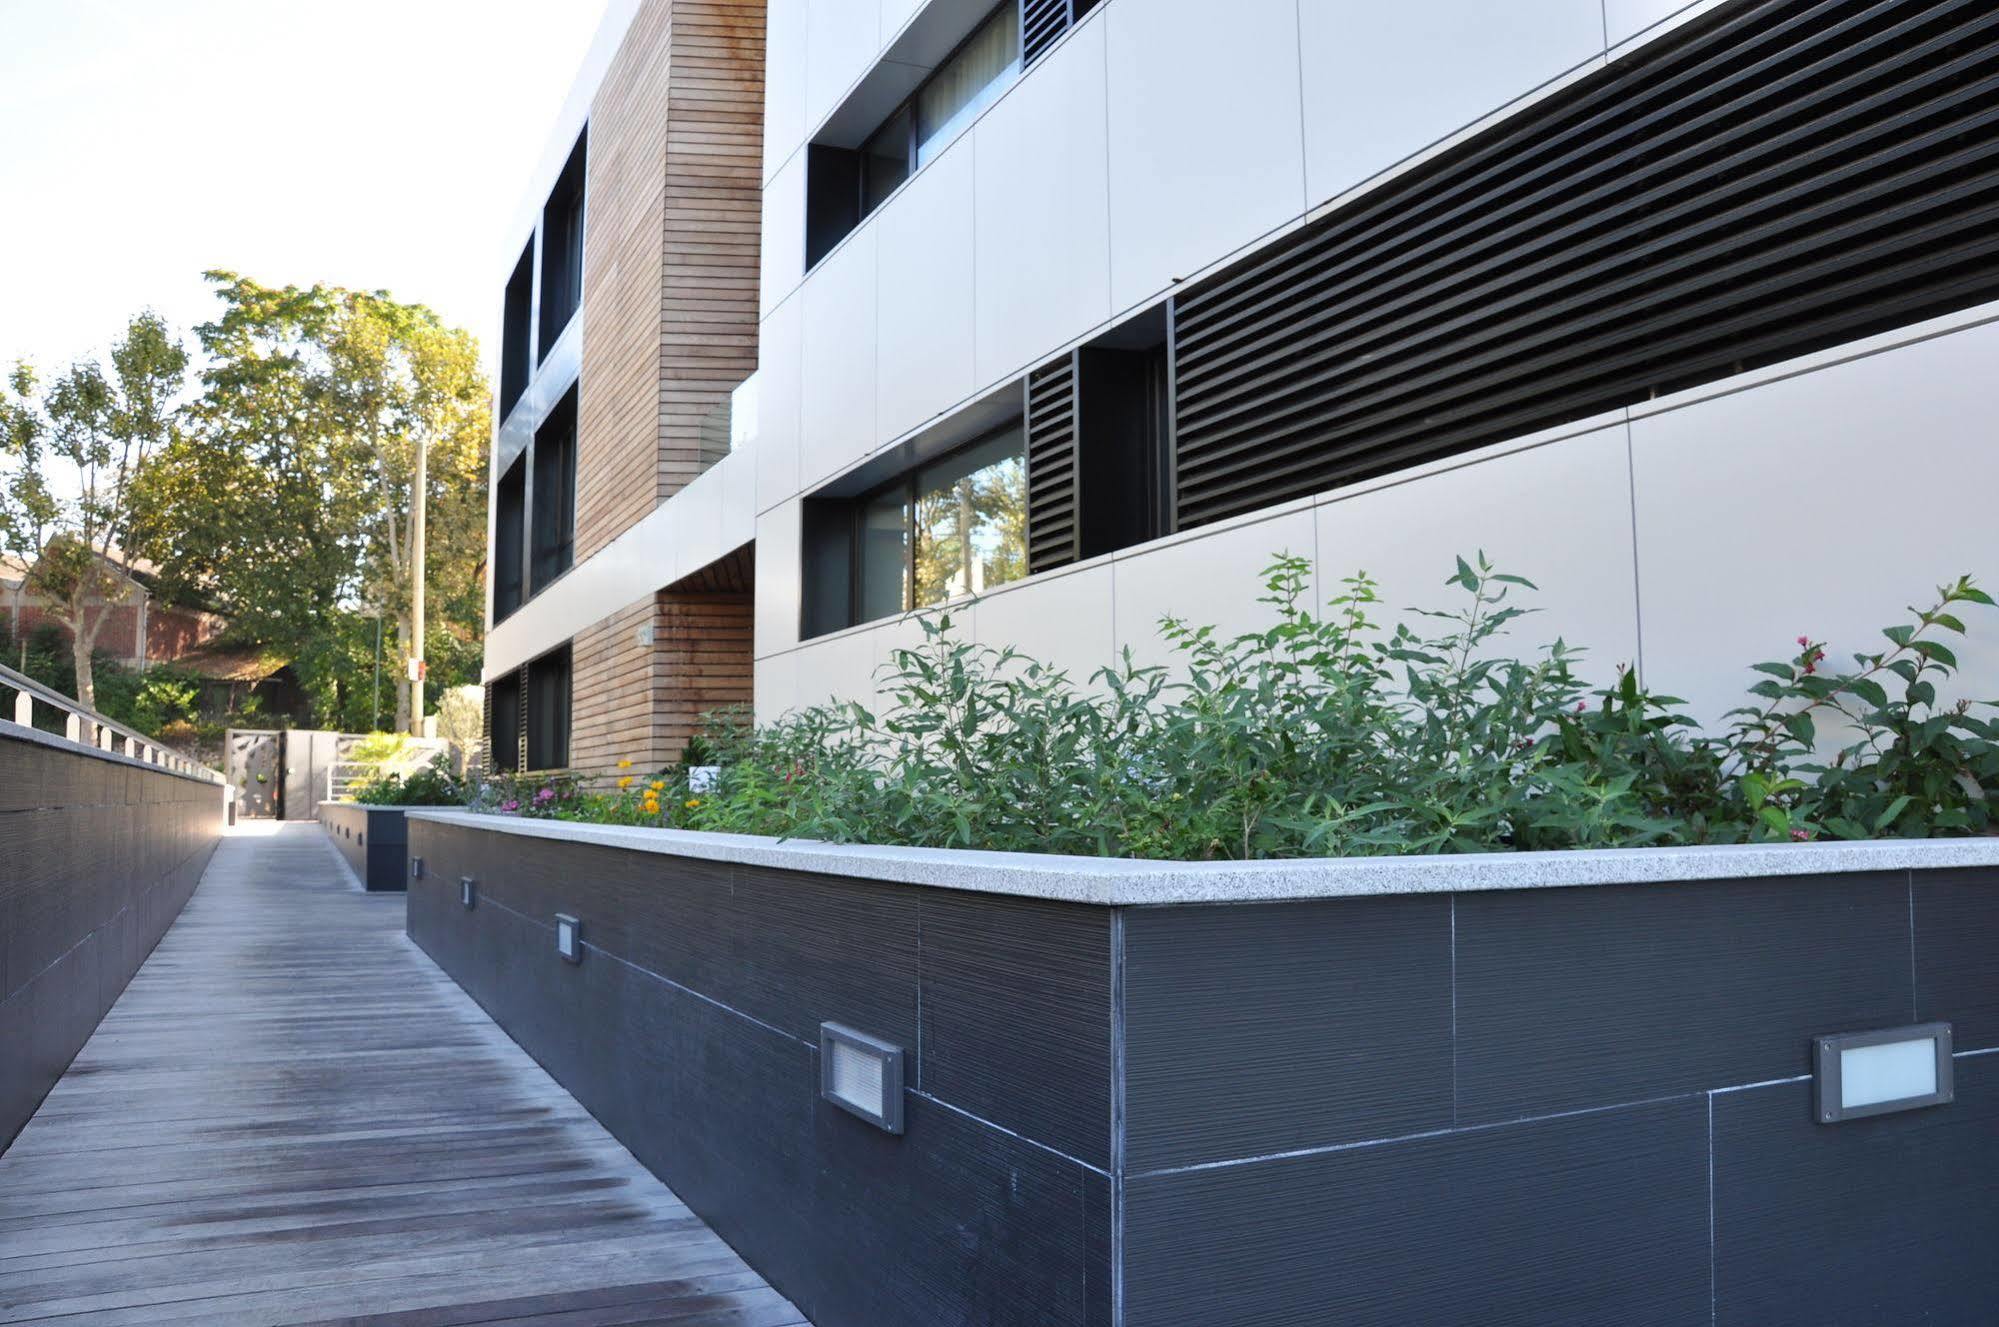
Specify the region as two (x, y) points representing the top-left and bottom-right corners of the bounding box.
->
(1025, 353), (1080, 573)
(1170, 0), (1999, 530)
(567, 552), (755, 778)
(575, 0), (765, 565)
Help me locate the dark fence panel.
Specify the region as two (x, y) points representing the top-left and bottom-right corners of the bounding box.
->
(0, 729), (223, 1150)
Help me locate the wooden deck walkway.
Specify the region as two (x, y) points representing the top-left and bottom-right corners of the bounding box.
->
(0, 822), (807, 1327)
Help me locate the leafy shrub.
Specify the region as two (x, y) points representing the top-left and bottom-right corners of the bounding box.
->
(349, 754), (467, 807)
(483, 556), (1996, 858)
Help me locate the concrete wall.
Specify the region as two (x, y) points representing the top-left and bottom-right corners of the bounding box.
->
(317, 802), (411, 892)
(0, 727), (223, 1151)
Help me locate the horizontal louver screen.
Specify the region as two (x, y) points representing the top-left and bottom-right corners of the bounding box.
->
(1022, 0), (1071, 67)
(1171, 0), (1999, 530)
(1026, 353), (1080, 572)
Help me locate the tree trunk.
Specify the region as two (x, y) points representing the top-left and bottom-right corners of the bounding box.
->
(70, 597), (97, 715)
(393, 613), (412, 734)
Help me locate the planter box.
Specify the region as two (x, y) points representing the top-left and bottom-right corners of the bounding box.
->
(318, 802), (412, 891)
(405, 811), (1999, 1327)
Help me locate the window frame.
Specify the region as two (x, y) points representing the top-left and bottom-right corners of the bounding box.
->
(839, 418), (1028, 628)
(807, 0), (1023, 270)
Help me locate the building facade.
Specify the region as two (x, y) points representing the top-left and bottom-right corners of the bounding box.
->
(487, 0), (1999, 776)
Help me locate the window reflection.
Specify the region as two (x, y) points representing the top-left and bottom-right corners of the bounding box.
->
(913, 429), (1027, 608)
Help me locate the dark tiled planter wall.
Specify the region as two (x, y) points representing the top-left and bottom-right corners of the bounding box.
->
(318, 802), (411, 891)
(0, 731), (223, 1150)
(406, 818), (1999, 1327)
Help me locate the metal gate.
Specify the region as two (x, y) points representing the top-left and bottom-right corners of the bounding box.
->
(226, 729), (282, 818)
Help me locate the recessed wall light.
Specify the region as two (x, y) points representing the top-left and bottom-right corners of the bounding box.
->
(460, 877), (477, 909)
(410, 856), (425, 880)
(555, 913), (582, 963)
(820, 1022), (905, 1134)
(1814, 1022), (1953, 1123)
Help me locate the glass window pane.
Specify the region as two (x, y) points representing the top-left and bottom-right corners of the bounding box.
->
(913, 427), (1027, 608)
(859, 486), (911, 621)
(915, 4), (1020, 166)
(861, 105), (911, 215)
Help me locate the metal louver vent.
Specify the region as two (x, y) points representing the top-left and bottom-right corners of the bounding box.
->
(1169, 0), (1999, 530)
(1022, 0), (1072, 67)
(1025, 353), (1080, 573)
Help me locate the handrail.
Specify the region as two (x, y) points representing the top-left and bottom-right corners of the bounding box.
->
(0, 659), (225, 783)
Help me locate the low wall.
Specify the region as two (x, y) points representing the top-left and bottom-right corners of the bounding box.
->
(406, 812), (1999, 1327)
(318, 802), (410, 891)
(0, 724), (224, 1150)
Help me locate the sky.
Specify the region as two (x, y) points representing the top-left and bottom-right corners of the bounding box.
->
(0, 0), (610, 380)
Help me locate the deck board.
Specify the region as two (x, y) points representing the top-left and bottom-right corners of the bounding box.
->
(0, 823), (808, 1327)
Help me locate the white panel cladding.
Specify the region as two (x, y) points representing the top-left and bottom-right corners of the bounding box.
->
(754, 643), (800, 720)
(972, 14), (1112, 387)
(764, 0), (810, 184)
(1630, 317), (1999, 736)
(790, 624), (883, 710)
(875, 140), (978, 444)
(1103, 0), (1306, 312)
(754, 498), (805, 659)
(799, 223), (880, 488)
(754, 295), (805, 515)
(1111, 503), (1319, 673)
(1605, 0), (1705, 49)
(971, 562), (1116, 692)
(806, 0), (882, 134)
(1311, 420), (1641, 677)
(761, 150), (807, 318)
(1298, 0), (1604, 209)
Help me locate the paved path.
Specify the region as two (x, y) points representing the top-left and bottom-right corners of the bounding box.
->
(0, 822), (806, 1327)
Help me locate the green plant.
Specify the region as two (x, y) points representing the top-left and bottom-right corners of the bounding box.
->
(349, 754), (465, 807)
(480, 557), (1995, 859)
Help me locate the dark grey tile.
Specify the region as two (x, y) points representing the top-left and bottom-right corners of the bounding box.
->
(1914, 867), (1999, 1051)
(1456, 872), (1913, 1121)
(807, 1090), (1096, 1327)
(1124, 1096), (1710, 1327)
(1713, 1054), (1999, 1325)
(720, 864), (920, 1048)
(918, 890), (1113, 1167)
(1123, 895), (1453, 1169)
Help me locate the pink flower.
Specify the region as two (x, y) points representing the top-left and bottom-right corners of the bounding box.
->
(500, 799), (520, 813)
(1789, 827), (1813, 842)
(535, 787), (556, 804)
(1796, 635), (1810, 648)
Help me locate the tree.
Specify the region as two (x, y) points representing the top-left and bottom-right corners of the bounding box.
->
(133, 273), (489, 732)
(0, 314), (188, 711)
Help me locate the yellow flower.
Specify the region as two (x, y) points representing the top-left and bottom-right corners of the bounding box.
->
(684, 797), (702, 809)
(618, 775), (634, 790)
(617, 759), (633, 769)
(649, 780), (666, 792)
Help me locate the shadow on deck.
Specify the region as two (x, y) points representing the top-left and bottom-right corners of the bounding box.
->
(0, 822), (807, 1327)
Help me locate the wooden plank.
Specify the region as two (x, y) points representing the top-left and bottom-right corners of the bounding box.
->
(0, 823), (807, 1326)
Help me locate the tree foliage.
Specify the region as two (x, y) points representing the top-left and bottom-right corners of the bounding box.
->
(0, 313), (188, 710)
(133, 272), (489, 729)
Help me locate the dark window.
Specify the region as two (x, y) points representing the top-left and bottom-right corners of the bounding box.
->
(493, 455), (526, 621)
(1075, 342), (1170, 560)
(488, 670), (522, 773)
(529, 387), (577, 594)
(802, 424), (1027, 636)
(500, 243), (533, 420)
(1024, 311), (1172, 573)
(803, 3), (1020, 269)
(538, 131), (586, 358)
(525, 645), (571, 771)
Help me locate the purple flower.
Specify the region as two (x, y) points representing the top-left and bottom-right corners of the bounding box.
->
(500, 799), (520, 813)
(535, 787), (556, 804)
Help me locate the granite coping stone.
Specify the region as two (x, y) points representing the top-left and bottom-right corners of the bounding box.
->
(406, 810), (1999, 906)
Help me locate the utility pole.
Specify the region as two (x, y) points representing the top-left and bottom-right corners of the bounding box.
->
(371, 612), (382, 732)
(409, 433), (428, 736)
